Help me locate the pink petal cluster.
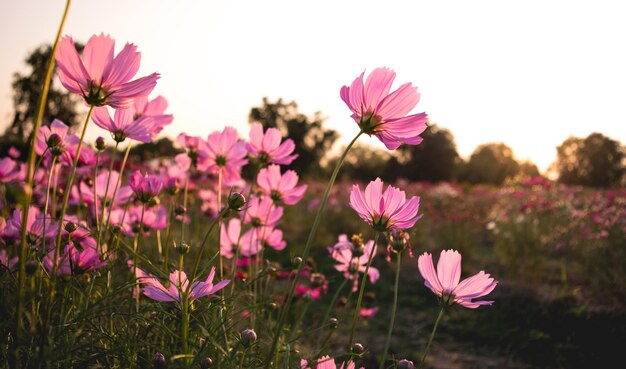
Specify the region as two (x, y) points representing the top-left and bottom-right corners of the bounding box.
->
(129, 171), (163, 203)
(248, 123), (298, 165)
(349, 178), (421, 232)
(328, 234), (379, 291)
(142, 268), (230, 303)
(92, 106), (155, 143)
(197, 127), (248, 184)
(56, 33), (158, 108)
(244, 196), (283, 228)
(132, 95), (174, 135)
(341, 67), (428, 150)
(301, 356), (363, 369)
(257, 164), (307, 205)
(0, 157), (21, 183)
(220, 218), (286, 258)
(418, 249), (498, 308)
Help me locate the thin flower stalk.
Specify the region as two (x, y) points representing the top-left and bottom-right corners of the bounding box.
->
(379, 250), (403, 369)
(347, 232), (379, 353)
(266, 130), (363, 366)
(15, 0), (72, 356)
(96, 141), (119, 250)
(50, 105), (95, 294)
(102, 142), (132, 239)
(419, 307), (445, 369)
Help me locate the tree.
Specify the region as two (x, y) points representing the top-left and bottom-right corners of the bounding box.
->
(383, 124), (460, 182)
(555, 133), (624, 187)
(249, 97), (338, 177)
(333, 144), (391, 182)
(0, 43), (82, 156)
(460, 143), (520, 185)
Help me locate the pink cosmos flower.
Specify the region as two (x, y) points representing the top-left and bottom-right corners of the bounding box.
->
(4, 207), (55, 246)
(129, 171), (163, 203)
(239, 226), (286, 257)
(0, 157), (20, 183)
(8, 147), (20, 159)
(349, 178), (421, 232)
(257, 164), (307, 205)
(418, 249), (498, 308)
(35, 119), (70, 159)
(302, 356), (362, 369)
(328, 234), (379, 291)
(132, 95), (173, 135)
(55, 33), (158, 108)
(143, 268), (230, 303)
(92, 106), (155, 143)
(0, 249), (18, 271)
(220, 218), (241, 259)
(247, 123), (298, 165)
(80, 170), (133, 209)
(341, 67), (428, 150)
(45, 243), (107, 276)
(244, 196), (283, 228)
(197, 127), (248, 184)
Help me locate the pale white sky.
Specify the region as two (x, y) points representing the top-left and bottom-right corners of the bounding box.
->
(1, 0), (625, 172)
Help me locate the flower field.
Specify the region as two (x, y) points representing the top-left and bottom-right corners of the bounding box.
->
(1, 11), (625, 369)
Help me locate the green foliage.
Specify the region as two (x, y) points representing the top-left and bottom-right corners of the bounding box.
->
(459, 142), (521, 185)
(555, 132), (624, 188)
(1, 43), (83, 155)
(384, 125), (460, 182)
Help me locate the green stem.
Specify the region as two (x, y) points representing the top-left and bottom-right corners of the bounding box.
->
(133, 203), (146, 312)
(379, 251), (403, 369)
(316, 277), (349, 348)
(50, 105), (94, 295)
(189, 209), (226, 282)
(265, 130), (363, 366)
(15, 1), (71, 364)
(347, 232), (379, 352)
(180, 176), (189, 243)
(239, 348), (248, 369)
(163, 197), (174, 273)
(419, 307), (445, 369)
(96, 141), (119, 251)
(102, 142), (132, 238)
(181, 293), (190, 367)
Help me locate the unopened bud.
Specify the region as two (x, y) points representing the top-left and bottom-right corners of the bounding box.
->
(64, 222), (78, 233)
(25, 260), (39, 275)
(398, 359), (415, 369)
(292, 256), (302, 267)
(241, 328), (257, 348)
(351, 343), (365, 355)
(200, 357), (213, 369)
(175, 205), (187, 216)
(152, 352), (166, 369)
(227, 192), (246, 211)
(310, 273), (326, 288)
(328, 317), (338, 329)
(95, 136), (106, 151)
(175, 242), (190, 255)
(46, 133), (62, 148)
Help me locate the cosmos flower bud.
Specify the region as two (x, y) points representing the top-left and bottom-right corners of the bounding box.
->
(46, 133), (62, 149)
(351, 343), (365, 355)
(241, 328), (257, 348)
(227, 192), (246, 211)
(175, 242), (190, 255)
(398, 359), (415, 369)
(95, 136), (106, 151)
(164, 177), (179, 196)
(328, 317), (338, 329)
(292, 256), (303, 267)
(25, 260), (39, 275)
(200, 357), (213, 369)
(152, 352), (166, 369)
(310, 273), (326, 288)
(175, 205), (187, 216)
(64, 221), (78, 233)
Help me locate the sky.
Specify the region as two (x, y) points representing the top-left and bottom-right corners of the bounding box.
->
(1, 0), (625, 173)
